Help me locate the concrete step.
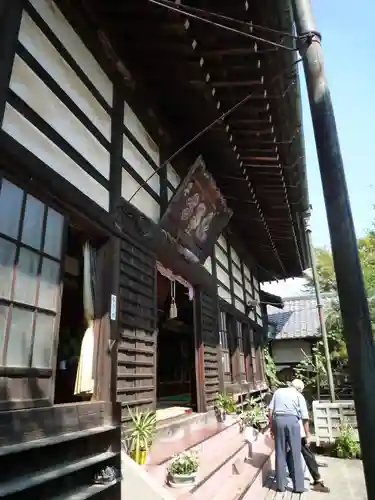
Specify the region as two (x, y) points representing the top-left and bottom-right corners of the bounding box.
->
(148, 412), (235, 466)
(148, 425), (274, 500)
(147, 421), (241, 482)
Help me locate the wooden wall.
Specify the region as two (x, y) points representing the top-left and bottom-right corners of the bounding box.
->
(0, 0), (267, 421)
(116, 221), (157, 422)
(194, 289), (221, 411)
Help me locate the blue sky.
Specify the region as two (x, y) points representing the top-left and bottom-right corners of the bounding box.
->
(300, 0), (375, 248)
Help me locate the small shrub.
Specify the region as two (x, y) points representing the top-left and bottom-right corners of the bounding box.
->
(334, 425), (361, 459)
(239, 397), (268, 431)
(214, 392), (236, 413)
(168, 451), (199, 476)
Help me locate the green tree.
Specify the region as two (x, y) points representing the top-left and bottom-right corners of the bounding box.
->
(296, 226), (375, 393)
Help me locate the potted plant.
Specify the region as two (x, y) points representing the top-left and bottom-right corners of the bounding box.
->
(126, 408), (156, 465)
(334, 424), (361, 459)
(223, 396), (238, 426)
(214, 392), (226, 422)
(167, 450), (199, 488)
(239, 398), (268, 441)
(214, 392), (238, 424)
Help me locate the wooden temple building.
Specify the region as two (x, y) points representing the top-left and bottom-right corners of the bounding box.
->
(0, 0), (310, 498)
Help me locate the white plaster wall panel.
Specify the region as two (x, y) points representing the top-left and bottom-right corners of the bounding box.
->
(167, 164), (180, 189)
(216, 266), (230, 289)
(204, 256), (212, 274)
(123, 134), (160, 194)
(10, 55), (110, 179)
(18, 13), (111, 141)
(215, 245), (229, 269)
(272, 340), (311, 365)
(167, 188), (173, 201)
(232, 264), (242, 284)
(245, 279), (253, 296)
(244, 265), (251, 280)
(233, 281), (243, 300)
(245, 291), (255, 320)
(2, 104), (109, 210)
(29, 0), (113, 106)
(217, 235), (228, 251)
(235, 299), (245, 314)
(253, 281), (262, 320)
(124, 102), (159, 165)
(121, 169), (160, 223)
(231, 248), (241, 267)
(218, 286), (230, 304)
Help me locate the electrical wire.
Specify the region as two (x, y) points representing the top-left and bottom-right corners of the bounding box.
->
(148, 0), (297, 52)
(152, 0), (300, 40)
(128, 58), (302, 204)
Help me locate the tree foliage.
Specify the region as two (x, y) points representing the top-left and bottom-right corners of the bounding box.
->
(296, 226), (375, 392)
(264, 346), (280, 389)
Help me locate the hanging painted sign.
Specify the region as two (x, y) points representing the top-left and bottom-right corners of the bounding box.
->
(159, 156), (232, 263)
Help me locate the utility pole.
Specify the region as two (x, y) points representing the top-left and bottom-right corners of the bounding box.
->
(292, 0), (375, 496)
(305, 214), (335, 402)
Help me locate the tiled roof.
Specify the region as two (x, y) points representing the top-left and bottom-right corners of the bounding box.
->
(267, 293), (336, 340)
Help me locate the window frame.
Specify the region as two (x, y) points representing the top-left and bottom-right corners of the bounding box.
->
(219, 309), (232, 381)
(0, 174), (66, 408)
(236, 321), (246, 379)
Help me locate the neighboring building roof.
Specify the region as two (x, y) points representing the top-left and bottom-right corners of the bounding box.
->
(267, 293), (336, 341)
(260, 290), (284, 309)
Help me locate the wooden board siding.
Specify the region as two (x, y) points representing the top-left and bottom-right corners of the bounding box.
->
(1, 1), (113, 211)
(1, 0), (171, 230)
(116, 233), (157, 422)
(195, 289), (221, 411)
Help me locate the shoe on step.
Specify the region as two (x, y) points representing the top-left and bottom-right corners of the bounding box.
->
(312, 481), (330, 493)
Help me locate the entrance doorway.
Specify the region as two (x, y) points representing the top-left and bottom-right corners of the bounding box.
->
(156, 271), (197, 414)
(54, 224), (103, 404)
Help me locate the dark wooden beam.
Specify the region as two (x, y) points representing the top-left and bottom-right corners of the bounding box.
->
(194, 79), (263, 88)
(240, 155), (278, 162)
(198, 47), (277, 57)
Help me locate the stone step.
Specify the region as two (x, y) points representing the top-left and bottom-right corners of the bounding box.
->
(148, 414), (236, 467)
(148, 425), (274, 500)
(213, 435), (274, 500)
(146, 424), (239, 484)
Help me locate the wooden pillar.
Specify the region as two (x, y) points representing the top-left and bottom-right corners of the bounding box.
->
(193, 286), (207, 413)
(211, 253), (224, 393)
(104, 79), (125, 420)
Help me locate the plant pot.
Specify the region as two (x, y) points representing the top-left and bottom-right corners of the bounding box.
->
(214, 407), (226, 423)
(244, 426), (259, 443)
(224, 412), (238, 427)
(130, 449), (148, 465)
(168, 472), (197, 488)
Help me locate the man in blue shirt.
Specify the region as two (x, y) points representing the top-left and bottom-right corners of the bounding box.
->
(268, 379), (308, 493)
